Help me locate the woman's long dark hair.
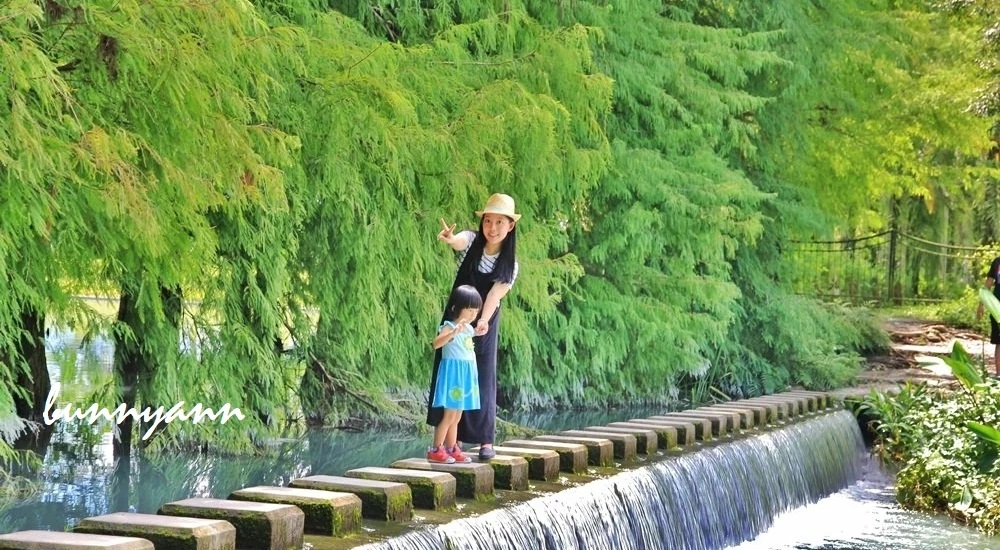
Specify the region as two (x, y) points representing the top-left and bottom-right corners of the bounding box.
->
(455, 218), (518, 286)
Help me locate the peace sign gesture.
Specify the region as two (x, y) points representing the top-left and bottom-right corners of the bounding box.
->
(438, 217), (458, 244)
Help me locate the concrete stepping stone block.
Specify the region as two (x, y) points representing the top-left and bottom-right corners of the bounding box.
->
(0, 531), (153, 550)
(650, 413), (722, 438)
(707, 403), (768, 427)
(744, 397), (796, 417)
(584, 425), (658, 455)
(158, 497), (303, 550)
(559, 430), (637, 461)
(289, 475), (411, 522)
(785, 390), (827, 410)
(471, 445), (560, 481)
(74, 512), (235, 550)
(501, 439), (588, 473)
(390, 458), (494, 500)
(229, 485), (361, 536)
(467, 454), (529, 490)
(693, 408), (742, 432)
(773, 392), (812, 412)
(534, 434), (616, 466)
(345, 466), (455, 511)
(626, 418), (701, 444)
(607, 421), (684, 448)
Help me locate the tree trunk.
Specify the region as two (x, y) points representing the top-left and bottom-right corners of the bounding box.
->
(12, 307), (50, 422)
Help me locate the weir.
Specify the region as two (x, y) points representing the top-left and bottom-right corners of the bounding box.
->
(0, 391), (863, 550)
(356, 410), (862, 550)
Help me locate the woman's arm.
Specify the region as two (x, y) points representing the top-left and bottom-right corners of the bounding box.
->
(438, 219), (473, 251)
(475, 283), (512, 336)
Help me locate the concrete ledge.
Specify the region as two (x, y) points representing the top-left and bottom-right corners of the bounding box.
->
(476, 445), (560, 481)
(0, 531), (153, 550)
(74, 512), (235, 550)
(534, 434), (615, 466)
(501, 439), (588, 473)
(608, 421), (684, 447)
(468, 455), (529, 490)
(584, 425), (657, 455)
(650, 413), (720, 438)
(289, 475), (412, 522)
(559, 430), (637, 461)
(626, 418), (700, 443)
(390, 458), (494, 500)
(229, 485), (361, 537)
(698, 405), (755, 429)
(345, 467), (456, 511)
(158, 498), (302, 550)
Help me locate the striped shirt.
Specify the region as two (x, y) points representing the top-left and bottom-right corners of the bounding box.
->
(457, 230), (518, 285)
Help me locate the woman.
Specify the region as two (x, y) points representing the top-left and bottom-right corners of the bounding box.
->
(426, 193), (520, 460)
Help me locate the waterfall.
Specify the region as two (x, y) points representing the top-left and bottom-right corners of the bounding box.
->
(358, 410), (865, 550)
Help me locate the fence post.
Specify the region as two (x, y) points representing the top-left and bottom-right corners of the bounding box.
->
(888, 203), (899, 305)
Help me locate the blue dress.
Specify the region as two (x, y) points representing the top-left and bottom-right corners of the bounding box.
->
(432, 321), (481, 411)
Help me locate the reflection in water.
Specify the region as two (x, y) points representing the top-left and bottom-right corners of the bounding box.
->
(726, 457), (1000, 550)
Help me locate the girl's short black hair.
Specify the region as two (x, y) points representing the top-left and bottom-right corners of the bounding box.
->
(444, 284), (483, 321)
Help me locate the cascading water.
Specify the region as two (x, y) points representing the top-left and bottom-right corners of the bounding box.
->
(359, 410), (864, 550)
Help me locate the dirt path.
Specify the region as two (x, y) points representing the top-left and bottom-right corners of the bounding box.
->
(828, 317), (990, 400)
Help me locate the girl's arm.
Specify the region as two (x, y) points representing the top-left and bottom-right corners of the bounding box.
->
(432, 323), (466, 349)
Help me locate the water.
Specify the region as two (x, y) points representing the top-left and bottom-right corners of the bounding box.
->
(356, 411), (865, 550)
(727, 458), (1000, 550)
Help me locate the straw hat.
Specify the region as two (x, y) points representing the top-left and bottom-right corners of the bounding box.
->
(475, 193), (521, 222)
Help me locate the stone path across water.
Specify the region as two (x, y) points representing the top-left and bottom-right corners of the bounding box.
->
(0, 390), (836, 550)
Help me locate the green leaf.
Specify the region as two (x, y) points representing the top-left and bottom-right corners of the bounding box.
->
(979, 288), (1000, 324)
(968, 421), (1000, 447)
(942, 341), (982, 389)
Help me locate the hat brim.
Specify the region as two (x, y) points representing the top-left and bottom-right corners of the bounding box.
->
(475, 209), (521, 222)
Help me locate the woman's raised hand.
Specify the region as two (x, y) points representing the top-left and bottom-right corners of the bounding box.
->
(438, 218), (457, 244)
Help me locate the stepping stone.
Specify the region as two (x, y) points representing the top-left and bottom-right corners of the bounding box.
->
(501, 439), (588, 473)
(684, 408), (741, 433)
(736, 398), (786, 420)
(628, 417), (702, 443)
(471, 445), (560, 481)
(468, 455), (529, 490)
(159, 497), (303, 550)
(791, 390), (829, 409)
(785, 390), (827, 410)
(560, 430), (637, 461)
(772, 392), (811, 412)
(650, 413), (722, 438)
(584, 425), (658, 455)
(534, 434), (615, 466)
(607, 421), (684, 448)
(0, 531), (153, 550)
(290, 475), (411, 522)
(707, 403), (769, 426)
(229, 486), (361, 536)
(345, 466), (455, 510)
(74, 512), (234, 550)
(390, 458), (494, 500)
(744, 397), (796, 417)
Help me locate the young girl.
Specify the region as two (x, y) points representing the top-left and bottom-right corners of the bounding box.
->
(428, 285), (483, 463)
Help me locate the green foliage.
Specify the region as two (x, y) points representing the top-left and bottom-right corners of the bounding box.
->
(863, 338), (1000, 535)
(1, 0), (995, 454)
